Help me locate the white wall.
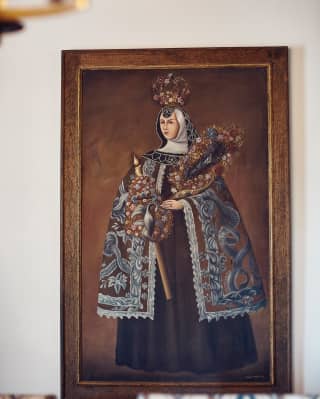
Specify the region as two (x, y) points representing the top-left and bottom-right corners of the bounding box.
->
(0, 0), (319, 396)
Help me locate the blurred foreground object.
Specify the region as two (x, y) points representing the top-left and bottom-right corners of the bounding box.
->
(0, 0), (89, 34)
(137, 395), (320, 399)
(0, 395), (56, 399)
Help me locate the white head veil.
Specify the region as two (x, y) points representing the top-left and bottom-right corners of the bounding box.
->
(158, 108), (188, 154)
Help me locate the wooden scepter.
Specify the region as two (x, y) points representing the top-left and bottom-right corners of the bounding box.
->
(133, 154), (172, 300)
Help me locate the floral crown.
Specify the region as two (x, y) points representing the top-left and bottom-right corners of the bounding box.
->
(152, 72), (190, 107)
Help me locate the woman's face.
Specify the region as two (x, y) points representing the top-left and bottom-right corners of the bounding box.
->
(159, 112), (180, 140)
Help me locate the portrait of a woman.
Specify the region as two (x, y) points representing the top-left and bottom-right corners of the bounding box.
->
(96, 72), (266, 375)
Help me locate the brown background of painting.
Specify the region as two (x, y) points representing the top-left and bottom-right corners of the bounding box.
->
(80, 68), (270, 382)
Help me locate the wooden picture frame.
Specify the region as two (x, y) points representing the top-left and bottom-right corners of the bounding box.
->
(61, 47), (291, 399)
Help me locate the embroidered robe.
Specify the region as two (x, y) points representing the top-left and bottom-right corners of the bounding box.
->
(97, 155), (266, 321)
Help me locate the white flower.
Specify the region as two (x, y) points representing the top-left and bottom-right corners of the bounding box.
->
(108, 273), (128, 294)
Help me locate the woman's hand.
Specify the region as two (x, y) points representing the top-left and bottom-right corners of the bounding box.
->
(161, 199), (184, 210)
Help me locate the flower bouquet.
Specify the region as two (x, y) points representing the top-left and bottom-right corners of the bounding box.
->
(124, 125), (244, 243)
(168, 124), (244, 200)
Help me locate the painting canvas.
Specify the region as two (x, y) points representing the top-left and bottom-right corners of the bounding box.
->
(61, 47), (291, 399)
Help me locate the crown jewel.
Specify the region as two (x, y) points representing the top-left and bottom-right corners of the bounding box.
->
(152, 73), (190, 107)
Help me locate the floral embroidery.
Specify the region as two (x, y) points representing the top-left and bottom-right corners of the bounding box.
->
(108, 273), (128, 294)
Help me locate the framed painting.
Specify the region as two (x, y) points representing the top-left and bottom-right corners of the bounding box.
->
(61, 47), (291, 399)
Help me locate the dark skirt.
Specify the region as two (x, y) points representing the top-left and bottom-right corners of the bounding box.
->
(116, 212), (257, 373)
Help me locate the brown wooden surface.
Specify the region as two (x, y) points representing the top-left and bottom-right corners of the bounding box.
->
(61, 47), (291, 399)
